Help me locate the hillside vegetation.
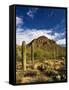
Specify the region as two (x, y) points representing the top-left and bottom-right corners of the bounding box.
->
(16, 36), (66, 83)
(16, 36), (66, 61)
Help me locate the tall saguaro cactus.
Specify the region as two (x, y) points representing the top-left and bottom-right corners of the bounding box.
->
(56, 47), (58, 59)
(22, 41), (26, 71)
(31, 41), (34, 64)
(54, 46), (56, 59)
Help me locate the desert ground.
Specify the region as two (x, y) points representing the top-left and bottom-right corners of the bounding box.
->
(16, 59), (66, 84)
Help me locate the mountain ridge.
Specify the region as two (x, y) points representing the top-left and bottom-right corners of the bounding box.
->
(27, 36), (62, 48)
(26, 36), (66, 59)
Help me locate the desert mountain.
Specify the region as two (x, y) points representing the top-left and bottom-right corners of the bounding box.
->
(28, 36), (61, 49)
(27, 36), (66, 59)
(16, 36), (66, 60)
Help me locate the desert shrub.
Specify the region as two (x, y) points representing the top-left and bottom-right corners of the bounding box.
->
(44, 70), (57, 77)
(37, 64), (47, 71)
(34, 52), (38, 58)
(57, 69), (66, 81)
(52, 72), (66, 81)
(52, 74), (61, 81)
(16, 72), (23, 83)
(61, 74), (66, 80)
(24, 70), (37, 77)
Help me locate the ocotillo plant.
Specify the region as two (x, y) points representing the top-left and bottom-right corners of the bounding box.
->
(22, 41), (26, 71)
(31, 41), (34, 64)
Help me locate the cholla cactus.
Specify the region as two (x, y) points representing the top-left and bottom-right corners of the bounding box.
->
(22, 41), (26, 71)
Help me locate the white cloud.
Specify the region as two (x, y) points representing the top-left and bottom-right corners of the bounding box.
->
(16, 29), (53, 45)
(16, 28), (66, 46)
(52, 32), (65, 40)
(16, 16), (24, 27)
(16, 28), (24, 32)
(56, 38), (66, 45)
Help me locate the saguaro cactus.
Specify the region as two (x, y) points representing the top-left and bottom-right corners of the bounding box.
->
(31, 41), (34, 64)
(54, 46), (56, 59)
(56, 47), (58, 59)
(22, 41), (26, 71)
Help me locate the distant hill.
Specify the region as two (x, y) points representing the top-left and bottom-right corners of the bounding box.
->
(26, 36), (66, 59)
(28, 36), (60, 48)
(16, 36), (66, 60)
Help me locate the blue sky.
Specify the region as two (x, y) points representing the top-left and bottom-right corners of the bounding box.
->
(16, 6), (66, 47)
